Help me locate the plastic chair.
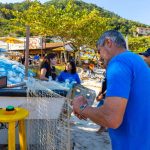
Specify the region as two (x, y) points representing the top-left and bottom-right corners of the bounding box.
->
(0, 107), (29, 150)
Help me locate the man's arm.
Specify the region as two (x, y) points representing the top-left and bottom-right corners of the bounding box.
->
(73, 61), (131, 128)
(73, 96), (127, 129)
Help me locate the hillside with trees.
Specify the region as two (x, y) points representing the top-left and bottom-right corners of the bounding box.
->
(0, 0), (150, 52)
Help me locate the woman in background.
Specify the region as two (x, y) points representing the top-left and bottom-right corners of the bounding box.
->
(40, 53), (57, 81)
(57, 61), (81, 84)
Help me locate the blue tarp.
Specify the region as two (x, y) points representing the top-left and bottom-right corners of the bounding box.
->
(0, 55), (35, 85)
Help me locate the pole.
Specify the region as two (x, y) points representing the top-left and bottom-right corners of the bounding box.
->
(125, 35), (129, 50)
(40, 37), (43, 56)
(62, 39), (67, 63)
(25, 26), (30, 78)
(23, 37), (25, 63)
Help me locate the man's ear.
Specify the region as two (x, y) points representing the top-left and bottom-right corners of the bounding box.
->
(104, 38), (112, 48)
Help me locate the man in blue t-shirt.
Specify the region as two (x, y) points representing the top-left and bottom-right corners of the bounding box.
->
(72, 30), (150, 150)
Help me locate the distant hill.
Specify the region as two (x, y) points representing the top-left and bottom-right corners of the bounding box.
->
(45, 0), (120, 18)
(0, 0), (150, 37)
(44, 0), (150, 35)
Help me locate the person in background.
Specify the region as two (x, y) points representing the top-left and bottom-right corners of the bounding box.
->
(33, 53), (40, 64)
(39, 53), (46, 64)
(20, 55), (25, 65)
(96, 77), (107, 133)
(96, 57), (107, 133)
(88, 62), (97, 78)
(34, 53), (40, 61)
(40, 53), (57, 81)
(72, 30), (150, 150)
(29, 55), (32, 65)
(57, 61), (81, 84)
(139, 48), (150, 67)
(69, 54), (75, 62)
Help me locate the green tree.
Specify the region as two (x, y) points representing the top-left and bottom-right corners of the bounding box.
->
(128, 36), (150, 53)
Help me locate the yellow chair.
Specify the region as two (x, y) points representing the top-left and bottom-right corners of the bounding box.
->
(0, 107), (29, 150)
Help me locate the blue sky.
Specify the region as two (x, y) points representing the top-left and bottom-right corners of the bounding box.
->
(1, 0), (150, 25)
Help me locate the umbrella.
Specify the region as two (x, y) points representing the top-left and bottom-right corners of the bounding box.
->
(0, 37), (23, 44)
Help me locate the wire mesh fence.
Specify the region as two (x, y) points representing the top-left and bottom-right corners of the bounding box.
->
(20, 78), (71, 150)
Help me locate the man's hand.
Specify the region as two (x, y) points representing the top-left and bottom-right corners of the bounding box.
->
(96, 93), (103, 102)
(72, 96), (88, 120)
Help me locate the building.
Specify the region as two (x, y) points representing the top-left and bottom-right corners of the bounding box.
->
(136, 27), (150, 36)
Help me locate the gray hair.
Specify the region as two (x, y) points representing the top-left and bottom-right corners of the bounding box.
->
(96, 30), (127, 49)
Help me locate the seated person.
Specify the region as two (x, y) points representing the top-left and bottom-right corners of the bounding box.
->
(57, 61), (81, 84)
(40, 53), (57, 81)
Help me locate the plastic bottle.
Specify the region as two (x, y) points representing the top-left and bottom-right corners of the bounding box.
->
(65, 79), (70, 88)
(49, 76), (52, 82)
(70, 81), (77, 88)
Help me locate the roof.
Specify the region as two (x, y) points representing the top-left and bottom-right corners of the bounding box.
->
(44, 41), (76, 52)
(44, 41), (72, 49)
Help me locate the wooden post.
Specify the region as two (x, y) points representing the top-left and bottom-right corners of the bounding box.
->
(25, 26), (30, 78)
(78, 47), (82, 66)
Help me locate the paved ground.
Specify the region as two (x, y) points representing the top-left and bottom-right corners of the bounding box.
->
(71, 116), (111, 150)
(71, 80), (112, 150)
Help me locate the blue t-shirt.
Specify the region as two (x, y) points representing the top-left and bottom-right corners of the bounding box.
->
(106, 51), (150, 150)
(34, 55), (40, 60)
(57, 71), (81, 84)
